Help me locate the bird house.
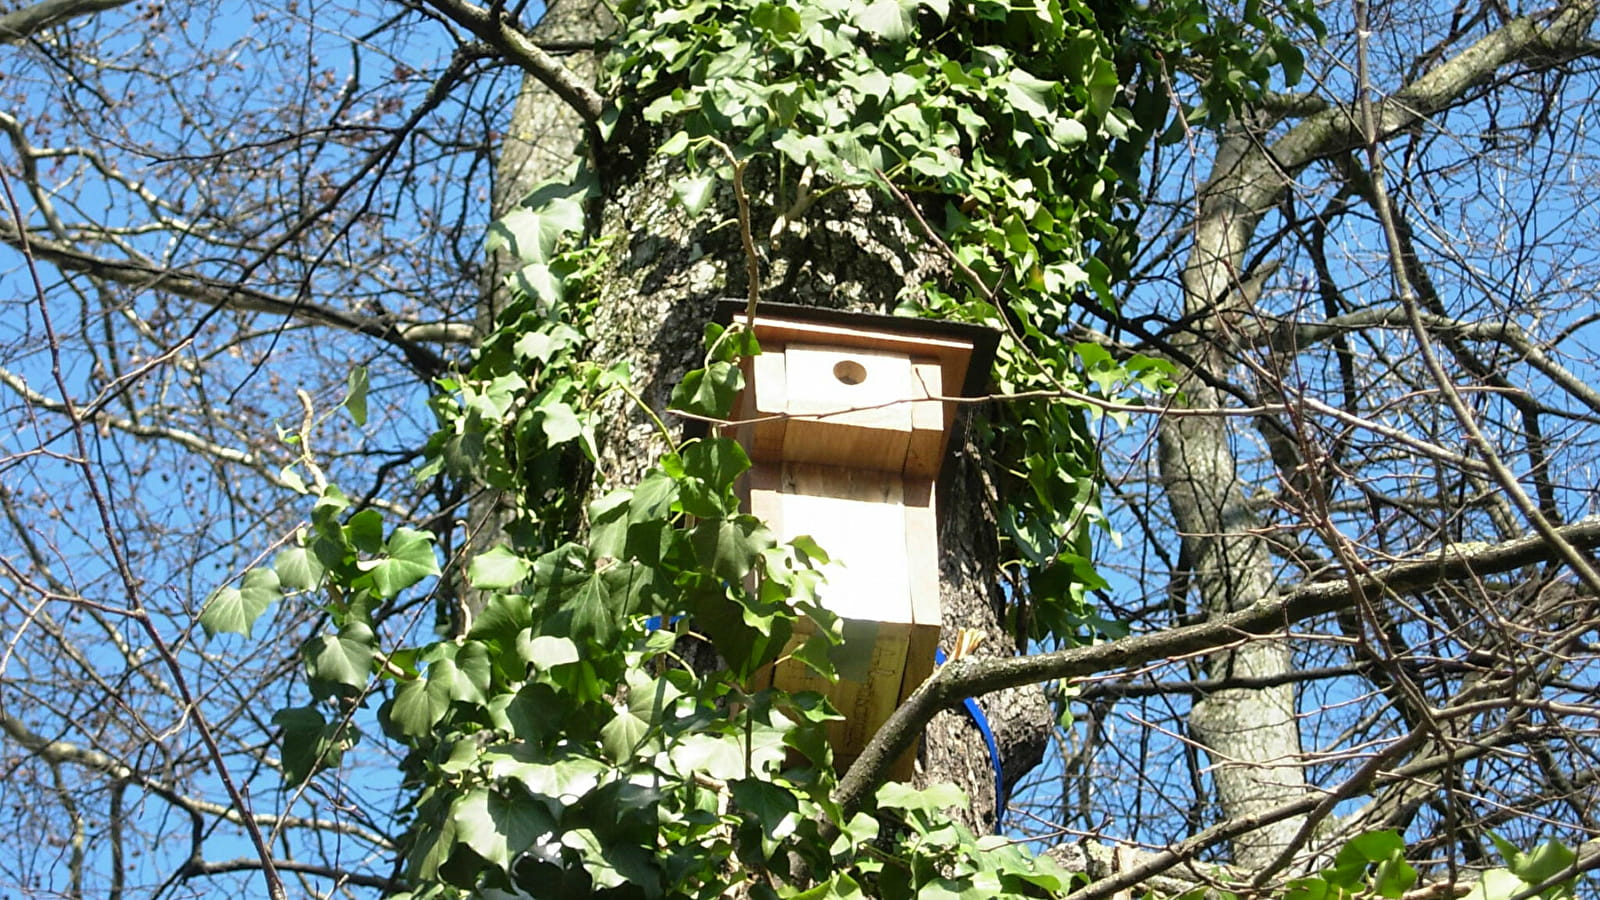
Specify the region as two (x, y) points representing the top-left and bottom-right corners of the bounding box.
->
(717, 301), (997, 779)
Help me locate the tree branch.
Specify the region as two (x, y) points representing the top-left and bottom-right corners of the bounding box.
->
(0, 711), (395, 850)
(0, 223), (450, 376)
(417, 0), (606, 127)
(0, 0), (137, 44)
(834, 515), (1600, 814)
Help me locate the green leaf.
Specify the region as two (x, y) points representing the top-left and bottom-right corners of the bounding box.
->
(875, 781), (968, 814)
(343, 365), (369, 425)
(1468, 870), (1530, 900)
(273, 706), (351, 785)
(1004, 68), (1057, 118)
(568, 569), (616, 645)
(681, 437), (751, 492)
(672, 173), (717, 216)
(468, 546), (532, 590)
(514, 324), (579, 364)
(691, 517), (767, 582)
(512, 262), (565, 308)
(469, 592), (534, 646)
(658, 130), (690, 156)
(199, 567), (281, 638)
(560, 827), (660, 893)
(302, 622), (376, 695)
(444, 642), (492, 703)
(521, 633), (580, 670)
(452, 787), (556, 870)
(669, 733), (745, 780)
(733, 778), (799, 858)
(387, 666), (454, 738)
(361, 528), (440, 599)
(539, 401), (583, 445)
(405, 804), (459, 882)
(273, 545), (323, 592)
(853, 0), (915, 41)
(668, 361), (743, 418)
(345, 508), (384, 554)
(751, 1), (802, 36)
(485, 194), (586, 265)
(1508, 838), (1577, 888)
(601, 710), (649, 761)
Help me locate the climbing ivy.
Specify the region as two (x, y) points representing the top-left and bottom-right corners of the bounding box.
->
(205, 0), (1326, 896)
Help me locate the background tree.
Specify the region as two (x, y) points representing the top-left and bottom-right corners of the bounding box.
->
(4, 0), (1600, 898)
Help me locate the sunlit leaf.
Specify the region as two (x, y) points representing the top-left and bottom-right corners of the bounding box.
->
(199, 568), (281, 638)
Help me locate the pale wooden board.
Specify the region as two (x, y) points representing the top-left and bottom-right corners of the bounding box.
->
(781, 343), (913, 470)
(775, 464), (913, 624)
(731, 313), (979, 479)
(905, 358), (946, 479)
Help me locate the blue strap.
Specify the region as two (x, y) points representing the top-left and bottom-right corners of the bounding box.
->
(934, 647), (1009, 832)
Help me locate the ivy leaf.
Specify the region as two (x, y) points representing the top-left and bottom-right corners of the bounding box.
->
(732, 778), (799, 859)
(600, 710), (649, 762)
(468, 546), (532, 590)
(469, 594), (535, 670)
(199, 567), (281, 638)
(485, 194), (585, 265)
(1003, 68), (1057, 118)
(567, 569), (616, 645)
(672, 173), (717, 216)
(273, 545), (323, 592)
(343, 365), (369, 425)
(670, 733), (745, 780)
(387, 666), (454, 738)
(274, 706), (351, 785)
(751, 2), (802, 36)
(302, 622), (376, 696)
(452, 787), (555, 871)
(444, 643), (492, 704)
(405, 806), (460, 883)
(539, 401), (583, 445)
(361, 528), (440, 599)
(560, 823), (661, 894)
(520, 633), (580, 670)
(489, 683), (562, 743)
(514, 323), (580, 364)
(853, 0), (915, 41)
(512, 262), (565, 309)
(691, 517), (768, 582)
(346, 508), (384, 554)
(876, 781), (968, 814)
(681, 437), (751, 493)
(668, 361), (742, 418)
(1502, 837), (1576, 893)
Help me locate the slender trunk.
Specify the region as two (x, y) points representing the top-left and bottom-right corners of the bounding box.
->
(1160, 126), (1308, 868)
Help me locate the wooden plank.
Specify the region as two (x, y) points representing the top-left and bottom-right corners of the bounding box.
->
(777, 464), (912, 623)
(781, 343), (913, 470)
(732, 313), (976, 388)
(904, 358), (946, 479)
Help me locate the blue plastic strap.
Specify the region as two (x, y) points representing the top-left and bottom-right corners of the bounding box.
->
(934, 647), (1009, 832)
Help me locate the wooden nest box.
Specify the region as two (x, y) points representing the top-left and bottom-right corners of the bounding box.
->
(718, 301), (998, 779)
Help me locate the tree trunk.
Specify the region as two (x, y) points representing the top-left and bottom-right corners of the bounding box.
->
(457, 0), (615, 626)
(1160, 126), (1309, 869)
(583, 146), (1049, 831)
